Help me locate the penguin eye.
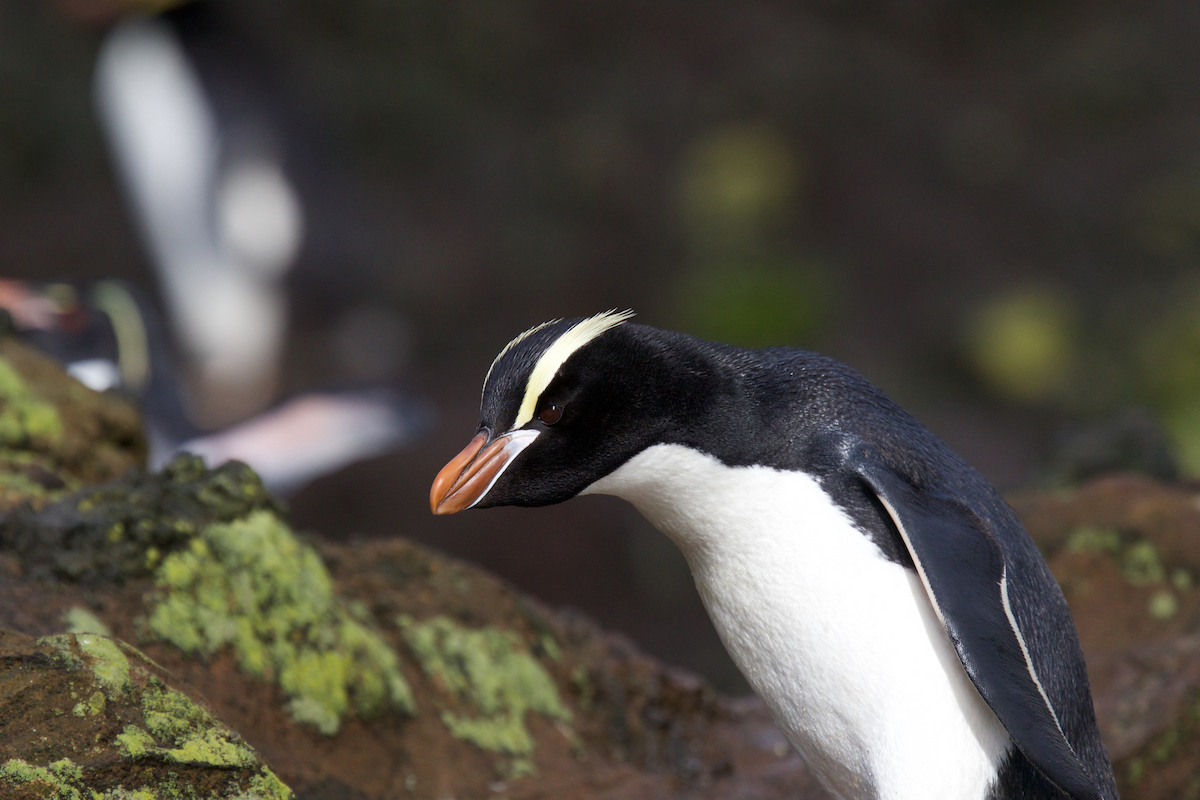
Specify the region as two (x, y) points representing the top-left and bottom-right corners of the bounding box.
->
(537, 404), (564, 426)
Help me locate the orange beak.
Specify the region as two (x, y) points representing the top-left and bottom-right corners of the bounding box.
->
(430, 430), (540, 515)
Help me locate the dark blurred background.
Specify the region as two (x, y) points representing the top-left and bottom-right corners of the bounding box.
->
(4, 0), (1200, 693)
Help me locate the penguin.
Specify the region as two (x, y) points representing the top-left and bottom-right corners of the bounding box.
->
(429, 310), (1117, 800)
(92, 1), (406, 421)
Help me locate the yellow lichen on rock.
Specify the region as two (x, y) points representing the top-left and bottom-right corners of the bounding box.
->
(146, 510), (414, 734)
(1, 629), (292, 800)
(0, 358), (62, 448)
(399, 614), (570, 774)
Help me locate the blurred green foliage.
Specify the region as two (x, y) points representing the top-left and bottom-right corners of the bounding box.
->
(674, 256), (832, 349)
(965, 287), (1077, 404)
(965, 278), (1200, 477)
(671, 122), (833, 349)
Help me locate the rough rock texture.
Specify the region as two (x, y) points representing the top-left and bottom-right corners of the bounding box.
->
(0, 628), (290, 800)
(4, 339), (1200, 799)
(0, 338), (144, 511)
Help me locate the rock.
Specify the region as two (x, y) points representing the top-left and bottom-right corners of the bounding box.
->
(0, 338), (144, 510)
(0, 627), (290, 799)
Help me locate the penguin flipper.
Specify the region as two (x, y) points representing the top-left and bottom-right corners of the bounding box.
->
(849, 452), (1103, 800)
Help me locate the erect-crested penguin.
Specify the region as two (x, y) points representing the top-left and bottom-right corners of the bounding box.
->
(430, 311), (1118, 800)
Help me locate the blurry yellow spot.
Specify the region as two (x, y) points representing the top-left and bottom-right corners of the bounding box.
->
(966, 288), (1076, 402)
(1123, 541), (1166, 586)
(1149, 590), (1178, 620)
(1138, 289), (1200, 475)
(1173, 568), (1193, 593)
(678, 124), (801, 246)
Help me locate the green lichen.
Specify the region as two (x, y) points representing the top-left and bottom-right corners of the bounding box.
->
(164, 728), (257, 769)
(0, 758), (84, 799)
(2, 751), (288, 800)
(100, 790), (156, 800)
(72, 691), (106, 717)
(2, 455), (280, 583)
(116, 725), (156, 759)
(0, 357), (63, 447)
(140, 686), (258, 768)
(1065, 530), (1191, 609)
(1123, 541), (1167, 585)
(240, 771), (293, 800)
(7, 630), (291, 800)
(146, 510), (413, 734)
(571, 665), (594, 713)
(1066, 526), (1122, 554)
(399, 615), (571, 764)
(63, 607), (112, 636)
(142, 686), (206, 743)
(0, 468), (59, 502)
(37, 634), (83, 670)
(1150, 590), (1179, 619)
(116, 686), (259, 769)
(538, 634), (562, 663)
(77, 634), (131, 695)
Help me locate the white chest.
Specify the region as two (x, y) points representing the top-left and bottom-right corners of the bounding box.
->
(583, 444), (1011, 800)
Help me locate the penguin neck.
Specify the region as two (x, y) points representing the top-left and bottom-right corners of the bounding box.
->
(581, 442), (740, 562)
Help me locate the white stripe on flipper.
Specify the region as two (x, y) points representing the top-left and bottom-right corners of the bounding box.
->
(872, 493), (948, 627)
(1000, 567), (1069, 742)
(879, 488), (1073, 750)
(510, 309), (634, 430)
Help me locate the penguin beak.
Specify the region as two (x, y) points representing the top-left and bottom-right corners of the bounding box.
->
(430, 429), (540, 515)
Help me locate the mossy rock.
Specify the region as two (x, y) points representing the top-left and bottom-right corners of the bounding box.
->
(0, 456), (414, 737)
(0, 454), (280, 584)
(0, 338), (144, 510)
(0, 627), (291, 799)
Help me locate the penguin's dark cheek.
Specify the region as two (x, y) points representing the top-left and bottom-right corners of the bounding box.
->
(479, 437), (594, 507)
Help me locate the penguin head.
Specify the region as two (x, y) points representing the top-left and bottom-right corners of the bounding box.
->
(431, 310), (708, 513)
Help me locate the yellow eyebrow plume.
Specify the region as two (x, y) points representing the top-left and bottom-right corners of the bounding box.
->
(510, 309), (635, 430)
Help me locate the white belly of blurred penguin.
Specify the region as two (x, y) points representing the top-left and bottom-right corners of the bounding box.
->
(584, 443), (1012, 800)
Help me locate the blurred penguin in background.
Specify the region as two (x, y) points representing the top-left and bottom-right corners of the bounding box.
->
(55, 0), (409, 422)
(26, 0), (430, 490)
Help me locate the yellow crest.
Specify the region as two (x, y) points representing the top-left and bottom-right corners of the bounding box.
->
(490, 309), (635, 430)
